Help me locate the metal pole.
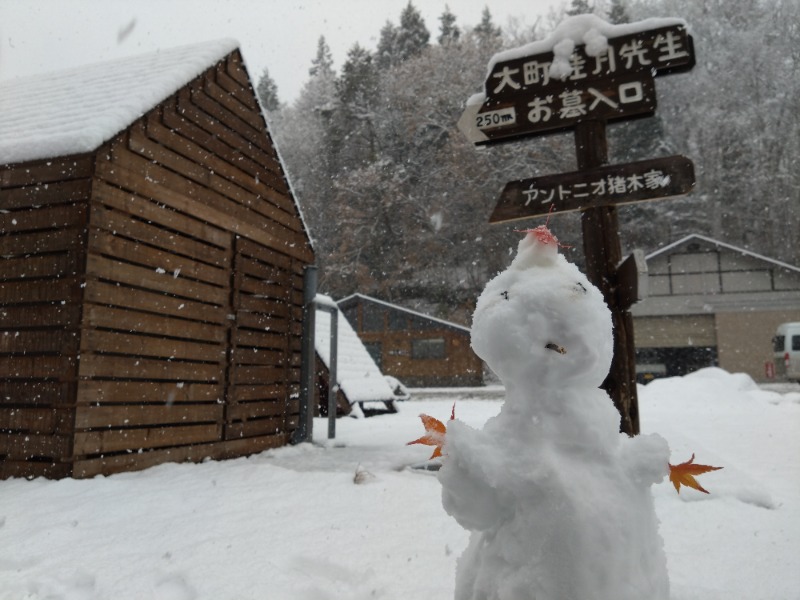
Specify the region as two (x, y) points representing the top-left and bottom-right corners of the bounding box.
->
(327, 307), (338, 439)
(292, 265), (317, 444)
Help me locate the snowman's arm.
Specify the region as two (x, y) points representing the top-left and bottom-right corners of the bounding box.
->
(620, 433), (671, 485)
(438, 424), (508, 531)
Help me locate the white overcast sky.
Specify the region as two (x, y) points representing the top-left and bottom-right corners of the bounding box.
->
(0, 0), (563, 104)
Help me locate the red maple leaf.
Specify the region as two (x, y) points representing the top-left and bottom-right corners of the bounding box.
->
(407, 403), (455, 459)
(668, 453), (723, 494)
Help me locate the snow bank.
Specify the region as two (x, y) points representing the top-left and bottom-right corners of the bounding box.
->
(0, 376), (798, 599)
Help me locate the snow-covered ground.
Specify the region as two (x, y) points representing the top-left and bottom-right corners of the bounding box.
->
(0, 368), (798, 600)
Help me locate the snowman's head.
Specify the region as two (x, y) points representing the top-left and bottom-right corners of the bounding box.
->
(471, 227), (613, 389)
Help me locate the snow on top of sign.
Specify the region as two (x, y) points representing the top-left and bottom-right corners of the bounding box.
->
(315, 296), (397, 404)
(470, 14), (687, 103)
(0, 39), (238, 165)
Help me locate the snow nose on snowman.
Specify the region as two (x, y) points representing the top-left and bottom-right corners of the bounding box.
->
(545, 342), (566, 354)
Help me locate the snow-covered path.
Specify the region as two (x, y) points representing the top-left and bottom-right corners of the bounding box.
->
(1, 370), (798, 600)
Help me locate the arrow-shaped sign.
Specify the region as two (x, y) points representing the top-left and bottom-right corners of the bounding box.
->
(489, 155), (695, 223)
(459, 72), (657, 146)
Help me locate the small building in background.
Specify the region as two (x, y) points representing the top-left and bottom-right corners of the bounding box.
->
(632, 234), (800, 382)
(314, 297), (400, 418)
(0, 40), (314, 479)
(338, 293), (483, 387)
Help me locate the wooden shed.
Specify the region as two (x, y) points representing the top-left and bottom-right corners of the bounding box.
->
(337, 294), (484, 387)
(0, 40), (314, 479)
(632, 234), (800, 381)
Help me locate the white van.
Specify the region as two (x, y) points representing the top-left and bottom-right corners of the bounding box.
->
(772, 322), (800, 382)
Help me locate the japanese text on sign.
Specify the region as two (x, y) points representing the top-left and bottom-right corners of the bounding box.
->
(523, 169), (670, 205)
(472, 74), (656, 141)
(486, 24), (693, 100)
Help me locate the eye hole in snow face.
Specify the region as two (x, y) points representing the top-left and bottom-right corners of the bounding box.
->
(574, 282), (587, 294)
(500, 290), (509, 300)
(545, 342), (566, 354)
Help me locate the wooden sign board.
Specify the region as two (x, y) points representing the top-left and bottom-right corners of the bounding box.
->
(489, 155), (695, 223)
(485, 24), (694, 101)
(462, 72), (657, 145)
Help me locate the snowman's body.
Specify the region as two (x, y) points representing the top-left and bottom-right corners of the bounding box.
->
(439, 228), (670, 600)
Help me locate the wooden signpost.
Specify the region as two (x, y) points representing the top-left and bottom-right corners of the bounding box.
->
(459, 21), (697, 436)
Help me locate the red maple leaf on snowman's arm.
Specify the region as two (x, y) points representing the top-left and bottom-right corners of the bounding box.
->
(668, 453), (723, 494)
(407, 403), (455, 459)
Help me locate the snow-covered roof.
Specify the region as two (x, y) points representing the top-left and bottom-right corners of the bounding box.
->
(646, 234), (800, 274)
(315, 295), (396, 403)
(338, 293), (470, 334)
(0, 39), (239, 165)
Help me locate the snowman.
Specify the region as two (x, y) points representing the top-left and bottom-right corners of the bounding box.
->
(438, 225), (671, 600)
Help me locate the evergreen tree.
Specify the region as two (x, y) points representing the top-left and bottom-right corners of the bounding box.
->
(337, 44), (377, 108)
(396, 2), (430, 62)
(438, 5), (460, 45)
(566, 0), (592, 16)
(473, 7), (501, 40)
(309, 36), (334, 77)
(376, 20), (399, 69)
(255, 67), (280, 112)
(607, 0), (630, 24)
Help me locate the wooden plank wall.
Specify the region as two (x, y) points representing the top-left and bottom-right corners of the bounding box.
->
(227, 238), (304, 441)
(0, 155), (94, 479)
(70, 51), (312, 478)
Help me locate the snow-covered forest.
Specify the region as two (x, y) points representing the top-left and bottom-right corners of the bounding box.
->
(260, 0), (799, 322)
